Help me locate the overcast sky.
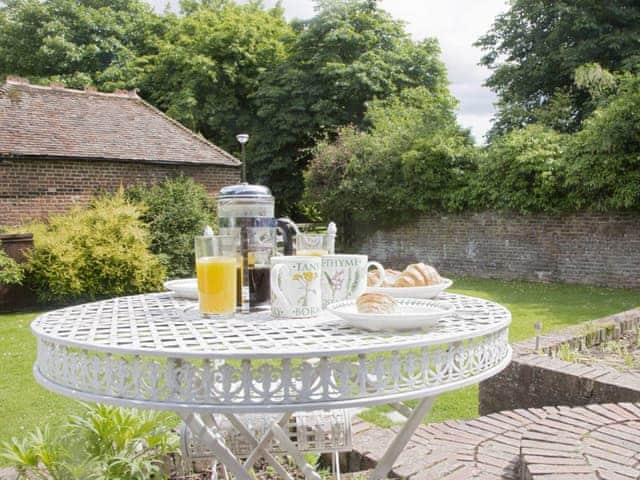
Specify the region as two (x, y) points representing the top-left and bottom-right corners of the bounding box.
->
(148, 0), (509, 143)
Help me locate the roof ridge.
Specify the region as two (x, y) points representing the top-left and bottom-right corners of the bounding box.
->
(3, 80), (139, 99)
(0, 80), (242, 168)
(135, 97), (242, 166)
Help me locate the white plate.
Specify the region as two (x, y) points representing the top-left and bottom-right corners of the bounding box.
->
(163, 278), (198, 300)
(327, 298), (455, 331)
(366, 278), (453, 299)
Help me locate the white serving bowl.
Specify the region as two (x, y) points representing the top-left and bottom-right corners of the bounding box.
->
(327, 298), (455, 331)
(366, 278), (453, 299)
(163, 278), (198, 300)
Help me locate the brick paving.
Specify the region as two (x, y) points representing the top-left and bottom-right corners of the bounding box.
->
(521, 403), (640, 480)
(352, 403), (640, 479)
(3, 403), (639, 479)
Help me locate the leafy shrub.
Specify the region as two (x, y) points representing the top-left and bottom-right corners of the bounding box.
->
(309, 66), (640, 231)
(25, 193), (165, 304)
(566, 73), (640, 211)
(305, 87), (475, 229)
(0, 403), (178, 480)
(472, 125), (569, 213)
(126, 175), (215, 279)
(0, 248), (23, 285)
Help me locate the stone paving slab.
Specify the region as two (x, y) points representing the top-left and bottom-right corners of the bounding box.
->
(0, 468), (16, 480)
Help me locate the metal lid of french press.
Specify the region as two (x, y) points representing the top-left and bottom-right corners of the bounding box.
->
(216, 183), (273, 200)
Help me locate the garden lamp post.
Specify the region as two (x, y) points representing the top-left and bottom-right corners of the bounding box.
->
(236, 133), (249, 183)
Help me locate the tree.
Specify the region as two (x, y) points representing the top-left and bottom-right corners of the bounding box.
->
(565, 72), (640, 211)
(305, 86), (474, 230)
(476, 0), (640, 138)
(0, 0), (167, 90)
(125, 175), (216, 279)
(251, 0), (447, 213)
(472, 125), (568, 213)
(141, 0), (292, 153)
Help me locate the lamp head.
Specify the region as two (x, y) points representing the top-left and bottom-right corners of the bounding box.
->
(236, 133), (249, 144)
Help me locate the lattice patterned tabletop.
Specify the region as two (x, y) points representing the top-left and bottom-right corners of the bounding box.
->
(32, 292), (511, 412)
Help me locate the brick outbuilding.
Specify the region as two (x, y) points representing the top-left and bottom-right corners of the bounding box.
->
(0, 78), (241, 226)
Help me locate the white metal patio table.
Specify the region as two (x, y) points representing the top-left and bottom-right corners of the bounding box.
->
(31, 291), (511, 480)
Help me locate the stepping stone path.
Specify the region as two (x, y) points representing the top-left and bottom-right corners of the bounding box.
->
(351, 403), (640, 479)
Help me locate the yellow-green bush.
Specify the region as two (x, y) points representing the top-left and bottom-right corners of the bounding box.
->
(0, 248), (23, 285)
(24, 193), (165, 304)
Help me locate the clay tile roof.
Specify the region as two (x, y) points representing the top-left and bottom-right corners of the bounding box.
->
(0, 79), (241, 167)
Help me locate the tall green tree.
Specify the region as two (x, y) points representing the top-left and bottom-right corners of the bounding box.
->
(251, 0), (447, 213)
(565, 72), (640, 211)
(476, 0), (640, 138)
(305, 86), (474, 230)
(141, 0), (292, 153)
(0, 0), (167, 90)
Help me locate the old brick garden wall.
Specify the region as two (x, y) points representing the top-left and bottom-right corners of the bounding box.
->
(0, 157), (240, 225)
(356, 211), (640, 288)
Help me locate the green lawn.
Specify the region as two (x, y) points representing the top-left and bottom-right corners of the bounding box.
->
(0, 311), (79, 450)
(0, 277), (638, 456)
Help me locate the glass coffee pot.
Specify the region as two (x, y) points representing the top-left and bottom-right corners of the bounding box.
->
(217, 182), (337, 312)
(217, 183), (276, 312)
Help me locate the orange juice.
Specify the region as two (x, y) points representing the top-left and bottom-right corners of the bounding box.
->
(296, 249), (328, 257)
(196, 256), (236, 314)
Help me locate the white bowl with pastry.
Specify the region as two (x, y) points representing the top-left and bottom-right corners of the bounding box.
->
(366, 262), (452, 299)
(327, 292), (454, 331)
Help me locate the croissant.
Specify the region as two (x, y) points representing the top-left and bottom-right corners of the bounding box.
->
(356, 292), (398, 314)
(393, 263), (442, 287)
(367, 268), (401, 287)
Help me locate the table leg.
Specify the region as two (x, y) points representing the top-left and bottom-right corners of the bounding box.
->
(243, 411), (293, 470)
(369, 395), (437, 480)
(182, 411), (321, 480)
(179, 412), (253, 480)
(241, 411), (322, 480)
(268, 420), (322, 480)
(224, 413), (294, 480)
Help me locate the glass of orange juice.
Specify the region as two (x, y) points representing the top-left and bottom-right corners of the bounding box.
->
(296, 233), (331, 256)
(195, 234), (238, 317)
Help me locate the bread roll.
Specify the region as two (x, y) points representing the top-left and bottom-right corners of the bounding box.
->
(356, 292), (398, 314)
(367, 268), (401, 287)
(393, 263), (442, 287)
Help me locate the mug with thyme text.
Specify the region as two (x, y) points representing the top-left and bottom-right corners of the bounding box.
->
(321, 254), (384, 308)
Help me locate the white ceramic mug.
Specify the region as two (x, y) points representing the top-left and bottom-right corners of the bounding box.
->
(321, 254), (384, 308)
(271, 256), (322, 318)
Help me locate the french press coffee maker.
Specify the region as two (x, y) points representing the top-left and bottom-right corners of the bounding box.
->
(216, 183), (278, 312)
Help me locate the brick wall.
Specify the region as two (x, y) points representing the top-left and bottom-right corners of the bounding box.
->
(356, 211), (640, 288)
(0, 157), (240, 225)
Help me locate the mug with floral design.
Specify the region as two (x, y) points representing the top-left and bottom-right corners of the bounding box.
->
(321, 254), (384, 308)
(270, 256), (321, 318)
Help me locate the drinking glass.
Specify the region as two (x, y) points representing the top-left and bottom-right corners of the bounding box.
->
(296, 233), (331, 256)
(195, 234), (238, 317)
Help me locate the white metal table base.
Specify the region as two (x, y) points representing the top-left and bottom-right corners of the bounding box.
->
(180, 396), (436, 480)
(179, 411), (321, 480)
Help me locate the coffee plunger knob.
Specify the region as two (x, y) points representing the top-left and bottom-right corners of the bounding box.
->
(328, 222), (337, 254)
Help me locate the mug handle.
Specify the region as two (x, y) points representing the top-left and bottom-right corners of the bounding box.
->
(367, 261), (386, 287)
(271, 263), (292, 310)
